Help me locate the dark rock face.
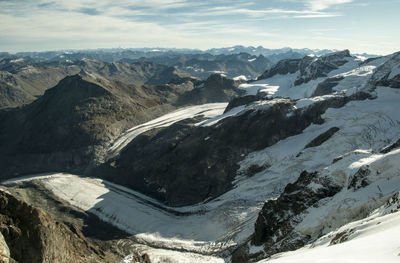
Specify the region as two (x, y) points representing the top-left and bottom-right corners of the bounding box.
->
(91, 91), (371, 207)
(348, 166), (371, 190)
(312, 76), (344, 96)
(204, 73), (238, 90)
(0, 74), (179, 178)
(0, 189), (118, 263)
(380, 138), (400, 153)
(175, 73), (243, 105)
(294, 50), (351, 86)
(375, 74), (400, 89)
(305, 127), (340, 149)
(224, 94), (267, 113)
(231, 171), (342, 263)
(370, 51), (400, 89)
(257, 59), (302, 80)
(252, 171), (342, 246)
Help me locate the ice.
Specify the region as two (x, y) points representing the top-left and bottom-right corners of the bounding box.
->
(121, 245), (225, 263)
(108, 103), (228, 157)
(10, 58), (24, 63)
(258, 209), (400, 263)
(233, 75), (248, 81)
(239, 72), (298, 96)
(239, 55), (390, 100)
(197, 105), (246, 127)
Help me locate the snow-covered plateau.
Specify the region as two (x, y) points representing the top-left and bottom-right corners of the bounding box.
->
(2, 50), (400, 262)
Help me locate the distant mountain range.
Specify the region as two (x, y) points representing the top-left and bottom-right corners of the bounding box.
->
(0, 46), (377, 110)
(0, 45), (378, 64)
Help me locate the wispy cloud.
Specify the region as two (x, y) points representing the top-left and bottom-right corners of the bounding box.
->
(294, 13), (340, 18)
(303, 0), (353, 11)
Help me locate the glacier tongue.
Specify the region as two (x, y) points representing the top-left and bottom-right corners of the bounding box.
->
(107, 103), (228, 158)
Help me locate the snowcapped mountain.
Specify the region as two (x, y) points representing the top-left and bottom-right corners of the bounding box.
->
(205, 46), (335, 57)
(1, 49), (400, 263)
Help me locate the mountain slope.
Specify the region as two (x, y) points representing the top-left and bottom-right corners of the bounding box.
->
(0, 58), (194, 109)
(0, 71), (242, 178)
(1, 50), (399, 263)
(0, 74), (169, 177)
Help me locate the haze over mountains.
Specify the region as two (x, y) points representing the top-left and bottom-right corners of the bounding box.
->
(0, 46), (400, 263)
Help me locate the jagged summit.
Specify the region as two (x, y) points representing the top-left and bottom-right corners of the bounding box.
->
(258, 49), (352, 85)
(42, 74), (111, 98)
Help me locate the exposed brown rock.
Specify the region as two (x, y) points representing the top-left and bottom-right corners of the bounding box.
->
(0, 189), (118, 263)
(0, 232), (10, 263)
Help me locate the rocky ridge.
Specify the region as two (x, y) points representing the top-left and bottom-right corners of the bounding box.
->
(257, 50), (351, 86)
(0, 189), (119, 263)
(0, 71), (241, 179)
(0, 58), (194, 109)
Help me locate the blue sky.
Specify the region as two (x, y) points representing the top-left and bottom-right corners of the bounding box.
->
(0, 0), (399, 54)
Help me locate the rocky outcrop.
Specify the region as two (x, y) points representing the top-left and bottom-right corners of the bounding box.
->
(294, 50), (351, 85)
(176, 74), (243, 105)
(0, 189), (117, 263)
(312, 76), (344, 96)
(224, 94), (266, 113)
(380, 138), (400, 153)
(304, 127), (340, 149)
(257, 58), (302, 80)
(258, 50), (352, 86)
(232, 171), (343, 263)
(348, 166), (371, 190)
(252, 171), (342, 246)
(370, 52), (400, 89)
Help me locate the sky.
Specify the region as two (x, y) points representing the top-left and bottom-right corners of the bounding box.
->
(0, 0), (399, 55)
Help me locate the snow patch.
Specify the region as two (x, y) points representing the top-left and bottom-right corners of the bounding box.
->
(258, 208), (400, 263)
(233, 75), (248, 81)
(10, 58), (24, 63)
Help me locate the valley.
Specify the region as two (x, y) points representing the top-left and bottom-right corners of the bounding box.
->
(1, 48), (400, 263)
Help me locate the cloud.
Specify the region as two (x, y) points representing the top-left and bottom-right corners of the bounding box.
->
(303, 0), (353, 11)
(78, 8), (102, 16)
(1, 0), (397, 55)
(294, 13), (340, 18)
